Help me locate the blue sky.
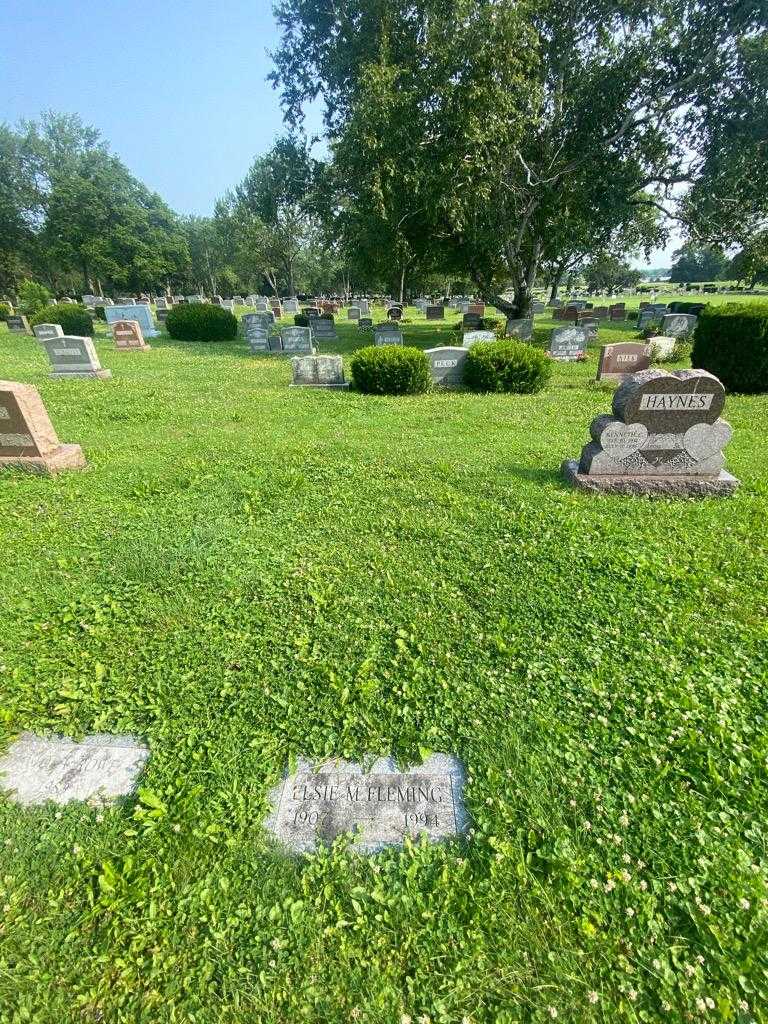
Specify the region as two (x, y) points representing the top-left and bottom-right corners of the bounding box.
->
(1, 0), (677, 266)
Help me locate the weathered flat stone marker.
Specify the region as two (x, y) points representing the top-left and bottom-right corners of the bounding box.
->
(463, 330), (495, 348)
(0, 733), (149, 806)
(0, 380), (86, 474)
(266, 754), (467, 853)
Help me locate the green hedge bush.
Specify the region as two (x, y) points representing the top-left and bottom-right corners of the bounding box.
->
(350, 345), (431, 395)
(30, 303), (94, 337)
(0, 302), (12, 322)
(464, 339), (551, 394)
(166, 302), (237, 341)
(692, 302), (768, 393)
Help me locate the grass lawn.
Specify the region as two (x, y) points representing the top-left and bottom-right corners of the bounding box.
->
(1, 296), (767, 1023)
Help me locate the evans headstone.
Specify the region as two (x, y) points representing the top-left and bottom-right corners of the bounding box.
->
(40, 335), (111, 379)
(291, 355), (349, 389)
(113, 319), (150, 350)
(425, 346), (467, 388)
(105, 303), (158, 338)
(266, 754), (467, 854)
(562, 368), (739, 496)
(0, 380), (86, 474)
(596, 342), (651, 380)
(549, 325), (588, 361)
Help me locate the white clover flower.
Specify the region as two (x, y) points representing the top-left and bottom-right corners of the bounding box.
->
(625, 907), (635, 917)
(740, 898), (751, 910)
(628, 989), (637, 1001)
(547, 1007), (558, 1019)
(588, 991), (598, 1004)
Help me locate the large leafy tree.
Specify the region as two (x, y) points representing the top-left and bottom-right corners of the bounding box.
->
(216, 137), (321, 296)
(669, 243), (729, 284)
(270, 0), (768, 316)
(728, 231), (768, 287)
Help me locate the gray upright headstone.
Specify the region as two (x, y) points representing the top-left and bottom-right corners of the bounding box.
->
(425, 346), (467, 387)
(548, 325), (588, 361)
(505, 318), (532, 340)
(32, 323), (64, 341)
(281, 327), (314, 353)
(39, 335), (111, 379)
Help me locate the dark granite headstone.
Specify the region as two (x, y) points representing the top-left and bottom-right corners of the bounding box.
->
(596, 342), (651, 380)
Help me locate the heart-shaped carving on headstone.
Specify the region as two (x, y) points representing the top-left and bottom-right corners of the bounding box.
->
(613, 369), (725, 432)
(590, 415), (648, 457)
(683, 420), (733, 461)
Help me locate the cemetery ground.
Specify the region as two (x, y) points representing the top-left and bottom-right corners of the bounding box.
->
(0, 298), (767, 1023)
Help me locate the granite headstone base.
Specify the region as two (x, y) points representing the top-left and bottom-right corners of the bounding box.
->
(561, 459), (739, 497)
(0, 443), (86, 476)
(51, 368), (112, 380)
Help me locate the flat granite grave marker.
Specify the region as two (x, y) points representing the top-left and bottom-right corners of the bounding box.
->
(112, 319), (150, 350)
(0, 732), (149, 806)
(6, 315), (30, 334)
(32, 323), (64, 341)
(0, 380), (86, 474)
(40, 335), (111, 379)
(291, 354), (349, 389)
(266, 754), (467, 853)
(105, 303), (158, 338)
(562, 368), (739, 496)
(549, 325), (588, 361)
(596, 342), (651, 380)
(425, 346), (467, 387)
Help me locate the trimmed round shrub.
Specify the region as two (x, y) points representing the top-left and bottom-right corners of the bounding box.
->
(94, 305), (107, 321)
(0, 302), (12, 322)
(692, 302), (768, 393)
(166, 302), (237, 341)
(30, 303), (94, 337)
(464, 339), (551, 394)
(350, 345), (431, 395)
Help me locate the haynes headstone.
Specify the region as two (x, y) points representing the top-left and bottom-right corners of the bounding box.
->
(562, 368), (739, 496)
(0, 380), (86, 474)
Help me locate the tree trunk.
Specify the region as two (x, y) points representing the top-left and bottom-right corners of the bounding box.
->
(548, 269), (564, 304)
(399, 266), (406, 304)
(82, 260), (92, 293)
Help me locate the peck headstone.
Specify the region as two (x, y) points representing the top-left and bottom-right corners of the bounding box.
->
(6, 315), (30, 334)
(0, 380), (86, 475)
(425, 346), (467, 388)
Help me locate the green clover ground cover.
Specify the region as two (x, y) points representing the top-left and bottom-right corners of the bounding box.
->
(0, 300), (767, 1023)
